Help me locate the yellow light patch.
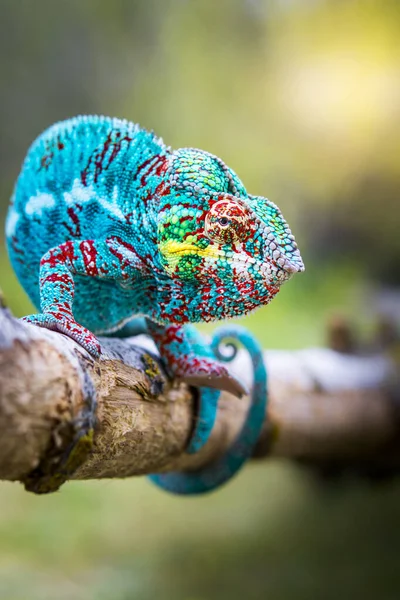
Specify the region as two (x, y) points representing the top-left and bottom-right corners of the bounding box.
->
(159, 240), (221, 274)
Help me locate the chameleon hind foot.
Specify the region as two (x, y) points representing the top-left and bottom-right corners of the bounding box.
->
(146, 321), (246, 399)
(105, 318), (246, 397)
(22, 313), (101, 358)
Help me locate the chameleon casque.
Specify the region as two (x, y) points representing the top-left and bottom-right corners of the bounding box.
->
(6, 115), (304, 493)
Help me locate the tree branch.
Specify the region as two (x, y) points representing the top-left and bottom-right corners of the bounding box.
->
(0, 301), (399, 492)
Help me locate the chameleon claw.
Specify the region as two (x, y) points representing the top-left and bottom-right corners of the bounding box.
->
(146, 321), (247, 398)
(180, 371), (247, 398)
(22, 313), (101, 358)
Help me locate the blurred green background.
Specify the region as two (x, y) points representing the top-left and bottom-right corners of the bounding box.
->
(0, 1), (399, 599)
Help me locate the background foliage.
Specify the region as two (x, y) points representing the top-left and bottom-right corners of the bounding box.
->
(0, 1), (399, 599)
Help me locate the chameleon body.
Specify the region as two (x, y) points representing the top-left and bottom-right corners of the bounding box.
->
(6, 116), (304, 484)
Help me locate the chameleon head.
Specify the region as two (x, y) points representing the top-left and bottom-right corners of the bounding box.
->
(156, 148), (304, 321)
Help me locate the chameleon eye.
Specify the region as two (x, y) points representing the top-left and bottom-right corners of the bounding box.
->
(218, 217), (230, 227)
(205, 198), (249, 244)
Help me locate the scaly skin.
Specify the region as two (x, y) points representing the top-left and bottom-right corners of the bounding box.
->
(6, 116), (304, 487)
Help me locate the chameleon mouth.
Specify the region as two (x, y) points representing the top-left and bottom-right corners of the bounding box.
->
(279, 253), (305, 274)
(259, 252), (304, 286)
(267, 245), (305, 276)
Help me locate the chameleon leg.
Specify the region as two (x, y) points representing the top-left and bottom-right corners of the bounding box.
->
(149, 325), (267, 494)
(22, 238), (145, 357)
(146, 320), (247, 399)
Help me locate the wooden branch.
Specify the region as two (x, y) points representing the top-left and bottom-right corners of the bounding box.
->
(0, 301), (399, 492)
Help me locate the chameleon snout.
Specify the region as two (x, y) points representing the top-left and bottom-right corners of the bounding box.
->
(282, 251), (305, 274)
(264, 244), (305, 279)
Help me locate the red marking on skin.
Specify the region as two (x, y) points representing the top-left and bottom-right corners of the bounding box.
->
(158, 303), (190, 324)
(266, 284), (279, 297)
(39, 152), (54, 170)
(93, 154), (102, 183)
(238, 280), (255, 295)
(62, 206), (82, 237)
(155, 182), (164, 196)
(41, 241), (76, 268)
(68, 207), (81, 234)
(241, 247), (254, 259)
(158, 349), (222, 378)
(153, 324), (184, 345)
(107, 236), (147, 276)
(155, 183), (171, 197)
(41, 272), (72, 285)
(107, 134), (132, 170)
(190, 227), (206, 238)
(138, 155), (159, 186)
(93, 136), (109, 183)
(79, 240), (99, 276)
(110, 237), (138, 255)
(81, 131), (132, 185)
(57, 305), (73, 318)
(196, 209), (208, 223)
(81, 164), (89, 186)
(137, 155), (169, 192)
(11, 237), (24, 254)
(201, 284), (212, 305)
(52, 310), (70, 321)
(38, 137), (67, 171)
(155, 160), (168, 176)
(141, 190), (153, 208)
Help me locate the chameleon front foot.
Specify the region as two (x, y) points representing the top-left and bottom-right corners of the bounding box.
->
(22, 313), (101, 358)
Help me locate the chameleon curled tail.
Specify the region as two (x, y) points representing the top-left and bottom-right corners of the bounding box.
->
(149, 325), (267, 495)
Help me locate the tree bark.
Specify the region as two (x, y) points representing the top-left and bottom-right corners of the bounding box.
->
(0, 302), (399, 492)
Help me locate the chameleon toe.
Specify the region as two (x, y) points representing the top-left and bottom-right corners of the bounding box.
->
(22, 313), (101, 358)
(181, 372), (247, 398)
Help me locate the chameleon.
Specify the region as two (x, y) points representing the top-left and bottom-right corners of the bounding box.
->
(5, 115), (304, 483)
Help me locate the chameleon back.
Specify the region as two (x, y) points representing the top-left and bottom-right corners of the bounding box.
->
(6, 115), (168, 329)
